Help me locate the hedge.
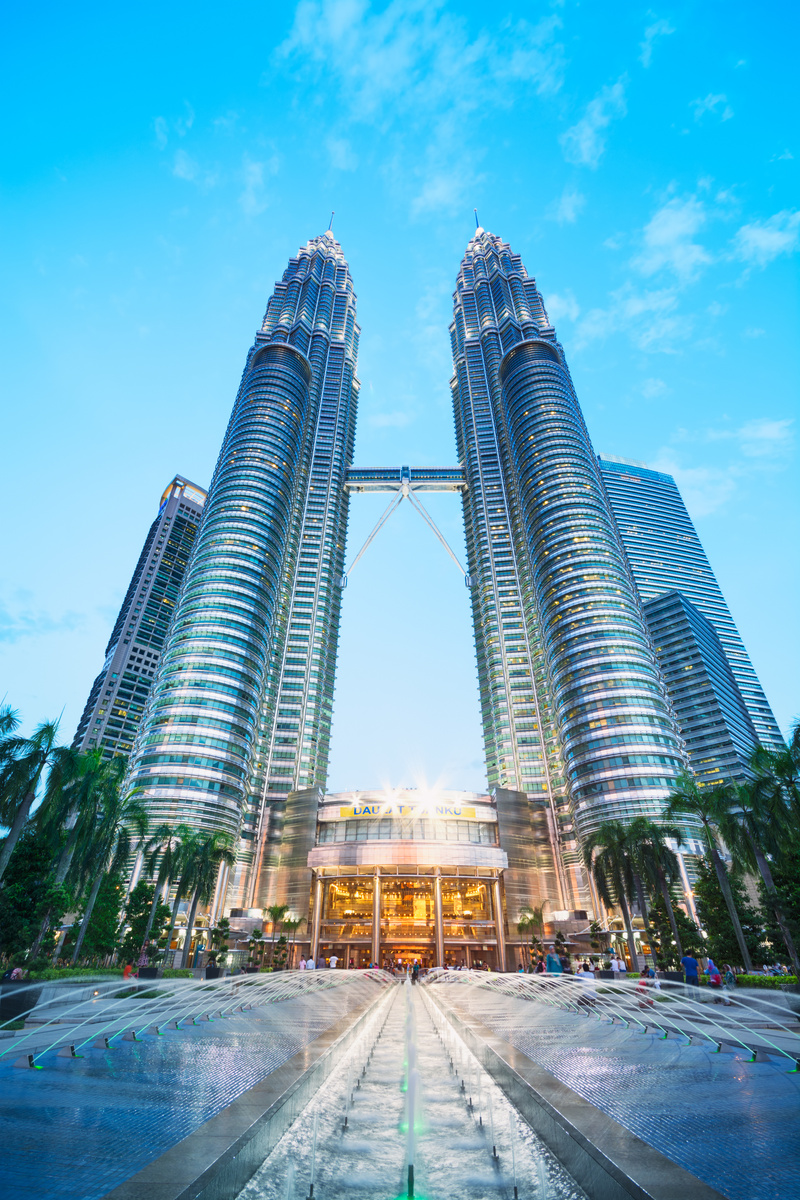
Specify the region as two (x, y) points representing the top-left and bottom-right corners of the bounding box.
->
(734, 974), (797, 989)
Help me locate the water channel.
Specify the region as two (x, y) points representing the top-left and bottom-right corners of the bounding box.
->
(239, 980), (585, 1200)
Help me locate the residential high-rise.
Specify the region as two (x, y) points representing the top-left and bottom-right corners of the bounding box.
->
(450, 228), (688, 911)
(125, 232), (359, 907)
(642, 591), (759, 786)
(73, 475), (206, 757)
(599, 457), (784, 751)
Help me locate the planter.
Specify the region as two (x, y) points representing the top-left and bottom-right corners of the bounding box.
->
(245, 966), (260, 974)
(1, 982), (42, 1022)
(596, 970), (616, 980)
(138, 967), (159, 980)
(205, 966), (223, 980)
(659, 970), (685, 983)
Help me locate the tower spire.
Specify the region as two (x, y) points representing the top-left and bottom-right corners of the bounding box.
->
(474, 208), (479, 229)
(328, 210), (335, 231)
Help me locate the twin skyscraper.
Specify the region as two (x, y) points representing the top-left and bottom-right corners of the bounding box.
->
(76, 225), (782, 939)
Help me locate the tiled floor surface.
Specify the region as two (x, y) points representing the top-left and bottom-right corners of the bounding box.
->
(0, 990), (362, 1200)
(452, 989), (800, 1200)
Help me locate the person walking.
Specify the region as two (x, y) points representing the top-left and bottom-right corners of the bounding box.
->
(299, 956), (307, 971)
(412, 960), (420, 985)
(545, 952), (563, 974)
(680, 951), (700, 988)
(576, 962), (597, 1007)
(306, 956), (315, 970)
(328, 953), (338, 969)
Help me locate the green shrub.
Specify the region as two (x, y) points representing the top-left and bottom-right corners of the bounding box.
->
(28, 967), (124, 981)
(734, 974), (797, 989)
(160, 968), (194, 979)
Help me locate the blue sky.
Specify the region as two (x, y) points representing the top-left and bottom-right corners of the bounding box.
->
(1, 0), (797, 792)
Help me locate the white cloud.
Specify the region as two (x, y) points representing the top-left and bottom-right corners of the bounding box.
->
(547, 187), (586, 224)
(560, 77), (627, 168)
(641, 378), (668, 399)
(279, 2), (564, 218)
(639, 17), (674, 67)
(632, 194), (711, 282)
(153, 102), (195, 148)
(280, 2), (565, 117)
(772, 149), (793, 161)
(736, 418), (794, 458)
(172, 150), (199, 181)
(730, 209), (800, 267)
(545, 290), (580, 323)
(649, 456), (737, 516)
(743, 326), (765, 338)
(154, 116), (168, 150)
(239, 153), (279, 215)
(574, 283), (681, 353)
(327, 136), (358, 170)
(691, 93), (734, 122)
(172, 150), (219, 190)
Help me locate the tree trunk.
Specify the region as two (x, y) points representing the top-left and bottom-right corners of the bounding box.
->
(140, 869), (167, 955)
(617, 889), (639, 969)
(181, 890), (200, 969)
(752, 840), (800, 978)
(163, 879), (186, 969)
(0, 790), (36, 882)
(33, 825), (83, 962)
(657, 866), (683, 960)
(633, 871), (658, 967)
(709, 840), (754, 973)
(71, 869), (106, 964)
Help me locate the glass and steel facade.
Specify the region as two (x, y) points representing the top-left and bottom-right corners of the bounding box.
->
(599, 457), (784, 751)
(126, 233), (359, 877)
(73, 476), (206, 758)
(643, 591), (759, 786)
(450, 229), (687, 911)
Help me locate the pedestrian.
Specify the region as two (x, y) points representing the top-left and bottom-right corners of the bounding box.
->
(616, 955), (627, 976)
(705, 958), (723, 1002)
(306, 956), (316, 970)
(299, 956), (307, 971)
(545, 952), (563, 974)
(123, 961), (135, 980)
(518, 963), (525, 974)
(559, 953), (572, 974)
(576, 961), (597, 1006)
(722, 964), (736, 1006)
(680, 951), (700, 988)
(328, 953), (338, 969)
(412, 961), (420, 985)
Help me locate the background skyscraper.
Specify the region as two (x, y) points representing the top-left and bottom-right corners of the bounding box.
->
(643, 591), (759, 786)
(125, 232), (359, 909)
(451, 228), (688, 910)
(599, 457), (784, 751)
(73, 475), (206, 758)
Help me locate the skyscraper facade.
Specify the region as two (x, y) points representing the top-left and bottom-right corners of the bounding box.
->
(73, 475), (206, 757)
(125, 232), (359, 902)
(643, 591), (759, 786)
(450, 229), (688, 911)
(599, 457), (784, 751)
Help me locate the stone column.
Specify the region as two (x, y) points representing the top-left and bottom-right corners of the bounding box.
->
(493, 877), (507, 972)
(310, 875), (323, 964)
(434, 870), (445, 968)
(372, 869), (381, 966)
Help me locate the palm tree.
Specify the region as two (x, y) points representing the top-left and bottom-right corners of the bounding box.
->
(30, 747), (110, 960)
(0, 718), (67, 882)
(179, 832), (235, 968)
(139, 823), (190, 956)
(517, 903), (546, 969)
(0, 705), (21, 763)
(265, 903), (289, 967)
(624, 817), (686, 963)
(282, 917), (305, 967)
(719, 780), (800, 978)
(583, 821), (639, 968)
(70, 764), (148, 963)
(752, 721), (800, 828)
(664, 775), (754, 973)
